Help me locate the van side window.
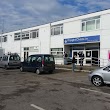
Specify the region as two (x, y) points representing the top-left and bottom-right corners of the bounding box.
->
(3, 56), (8, 61)
(31, 56), (37, 63)
(0, 57), (2, 61)
(44, 55), (54, 62)
(44, 56), (49, 62)
(37, 56), (42, 62)
(49, 56), (54, 61)
(9, 55), (20, 61)
(27, 56), (31, 62)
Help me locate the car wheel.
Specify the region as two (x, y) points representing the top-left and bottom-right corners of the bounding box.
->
(20, 66), (24, 72)
(92, 76), (103, 87)
(36, 69), (40, 75)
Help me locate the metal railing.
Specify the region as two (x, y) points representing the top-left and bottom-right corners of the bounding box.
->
(55, 57), (109, 67)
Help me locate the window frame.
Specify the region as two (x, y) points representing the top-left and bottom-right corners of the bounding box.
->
(51, 48), (63, 58)
(51, 24), (63, 36)
(30, 29), (39, 39)
(81, 16), (100, 32)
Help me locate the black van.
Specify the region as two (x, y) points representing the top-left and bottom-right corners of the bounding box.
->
(20, 54), (55, 74)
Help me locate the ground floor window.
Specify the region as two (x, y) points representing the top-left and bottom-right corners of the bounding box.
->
(51, 48), (63, 58)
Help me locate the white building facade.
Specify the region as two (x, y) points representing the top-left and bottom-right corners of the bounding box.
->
(1, 9), (110, 66)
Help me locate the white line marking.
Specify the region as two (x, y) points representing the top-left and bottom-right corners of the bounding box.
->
(80, 87), (110, 96)
(30, 104), (45, 110)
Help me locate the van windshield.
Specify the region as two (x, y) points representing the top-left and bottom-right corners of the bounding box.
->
(9, 55), (20, 61)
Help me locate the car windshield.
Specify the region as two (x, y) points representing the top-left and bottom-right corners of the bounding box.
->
(9, 55), (20, 61)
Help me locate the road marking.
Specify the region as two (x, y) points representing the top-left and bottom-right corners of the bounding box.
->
(30, 104), (45, 110)
(80, 87), (110, 96)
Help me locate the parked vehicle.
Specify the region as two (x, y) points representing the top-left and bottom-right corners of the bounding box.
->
(0, 53), (21, 69)
(0, 48), (4, 58)
(89, 65), (110, 86)
(64, 57), (72, 65)
(20, 54), (55, 74)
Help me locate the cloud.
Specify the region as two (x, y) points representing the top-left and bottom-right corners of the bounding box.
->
(0, 0), (110, 33)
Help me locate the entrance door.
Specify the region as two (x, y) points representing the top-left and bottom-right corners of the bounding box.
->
(72, 50), (85, 65)
(24, 51), (29, 61)
(92, 50), (99, 66)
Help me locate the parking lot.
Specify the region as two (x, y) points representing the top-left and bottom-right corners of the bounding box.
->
(0, 68), (110, 110)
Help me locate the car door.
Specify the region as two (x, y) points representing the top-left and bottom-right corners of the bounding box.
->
(102, 65), (110, 83)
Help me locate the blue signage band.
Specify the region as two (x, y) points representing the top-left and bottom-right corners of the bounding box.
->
(64, 35), (100, 44)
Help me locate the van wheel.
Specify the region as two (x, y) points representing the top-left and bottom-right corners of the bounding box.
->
(49, 70), (53, 74)
(36, 69), (40, 75)
(20, 67), (24, 72)
(4, 65), (8, 70)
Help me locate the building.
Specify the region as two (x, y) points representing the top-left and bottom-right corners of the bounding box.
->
(1, 9), (110, 66)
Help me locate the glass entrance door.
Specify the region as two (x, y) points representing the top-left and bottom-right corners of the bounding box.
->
(72, 50), (85, 65)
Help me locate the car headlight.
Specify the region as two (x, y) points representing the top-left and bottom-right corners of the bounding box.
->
(89, 71), (93, 74)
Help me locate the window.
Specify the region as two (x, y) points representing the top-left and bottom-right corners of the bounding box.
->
(9, 55), (20, 61)
(51, 48), (63, 58)
(30, 29), (39, 38)
(37, 56), (42, 62)
(14, 32), (20, 41)
(0, 35), (8, 42)
(82, 16), (100, 31)
(22, 31), (29, 40)
(3, 56), (8, 61)
(51, 24), (63, 36)
(24, 47), (29, 51)
(14, 31), (29, 41)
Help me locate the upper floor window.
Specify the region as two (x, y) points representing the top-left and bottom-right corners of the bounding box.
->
(22, 31), (29, 40)
(14, 32), (20, 41)
(30, 29), (39, 38)
(14, 31), (29, 41)
(0, 35), (7, 42)
(51, 24), (63, 36)
(82, 16), (100, 31)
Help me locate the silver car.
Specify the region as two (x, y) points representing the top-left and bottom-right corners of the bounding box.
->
(89, 65), (110, 86)
(0, 53), (21, 69)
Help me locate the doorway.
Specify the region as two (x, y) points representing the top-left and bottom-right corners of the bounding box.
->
(24, 51), (29, 61)
(72, 50), (85, 65)
(92, 50), (99, 66)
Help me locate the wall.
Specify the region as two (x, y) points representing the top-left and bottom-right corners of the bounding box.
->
(100, 13), (110, 66)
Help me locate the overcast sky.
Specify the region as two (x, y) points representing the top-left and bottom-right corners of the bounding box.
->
(0, 0), (110, 33)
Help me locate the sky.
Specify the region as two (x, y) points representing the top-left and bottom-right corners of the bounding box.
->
(0, 0), (110, 33)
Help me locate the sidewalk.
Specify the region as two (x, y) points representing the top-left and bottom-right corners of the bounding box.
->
(56, 64), (99, 72)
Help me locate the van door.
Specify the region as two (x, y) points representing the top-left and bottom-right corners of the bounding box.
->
(28, 55), (42, 72)
(44, 55), (55, 71)
(23, 56), (32, 71)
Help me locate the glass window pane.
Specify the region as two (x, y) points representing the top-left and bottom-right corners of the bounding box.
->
(82, 22), (86, 31)
(61, 26), (63, 34)
(54, 27), (60, 35)
(96, 19), (100, 29)
(86, 20), (95, 31)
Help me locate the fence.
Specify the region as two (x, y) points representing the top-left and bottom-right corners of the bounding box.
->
(55, 57), (110, 67)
